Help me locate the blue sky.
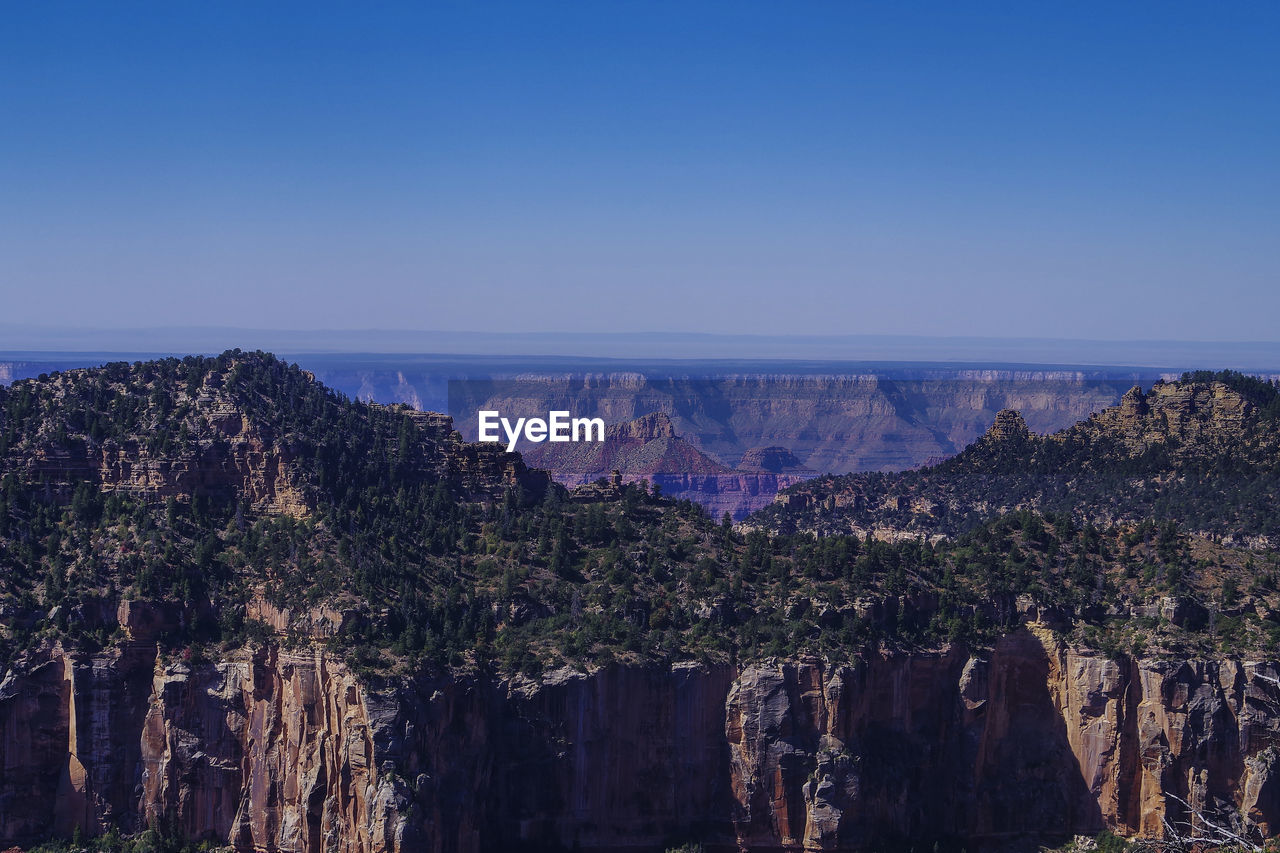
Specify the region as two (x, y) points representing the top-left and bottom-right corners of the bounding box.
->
(1, 2), (1277, 342)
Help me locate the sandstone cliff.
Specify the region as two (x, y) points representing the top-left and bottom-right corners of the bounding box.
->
(5, 628), (1280, 852)
(521, 412), (732, 483)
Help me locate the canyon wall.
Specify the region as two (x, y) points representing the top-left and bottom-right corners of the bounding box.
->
(3, 625), (1280, 851)
(445, 373), (1146, 474)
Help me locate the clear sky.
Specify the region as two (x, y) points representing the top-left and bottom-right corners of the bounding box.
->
(1, 2), (1277, 342)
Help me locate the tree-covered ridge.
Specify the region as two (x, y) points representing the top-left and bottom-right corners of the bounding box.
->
(753, 372), (1280, 541)
(0, 351), (537, 660)
(0, 350), (549, 508)
(0, 355), (1276, 678)
(3, 351), (338, 458)
(1181, 369), (1280, 416)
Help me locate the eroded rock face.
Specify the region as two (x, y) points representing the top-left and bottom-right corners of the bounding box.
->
(648, 472), (818, 521)
(6, 383), (552, 523)
(3, 633), (1280, 851)
(722, 632), (1280, 850)
(1090, 381), (1253, 452)
(140, 647), (408, 853)
(723, 642), (1098, 850)
(1052, 652), (1280, 840)
(0, 643), (408, 853)
(738, 447), (812, 475)
(30, 406), (313, 517)
(450, 373), (1138, 475)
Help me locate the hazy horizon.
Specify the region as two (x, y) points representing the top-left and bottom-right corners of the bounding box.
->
(6, 325), (1280, 371)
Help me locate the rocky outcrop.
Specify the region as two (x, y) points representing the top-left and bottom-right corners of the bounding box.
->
(27, 402), (314, 517)
(141, 647), (407, 853)
(525, 413), (817, 519)
(4, 377), (551, 518)
(5, 630), (1280, 851)
(648, 472), (817, 521)
(723, 642), (1100, 849)
(1090, 381), (1254, 452)
(989, 381), (1264, 501)
(721, 631), (1280, 849)
(983, 409), (1032, 443)
(521, 411), (731, 484)
(738, 447), (814, 475)
(0, 642), (407, 852)
(382, 407), (553, 503)
(755, 377), (1280, 541)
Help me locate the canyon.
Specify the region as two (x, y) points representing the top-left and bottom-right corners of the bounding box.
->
(443, 371), (1148, 474)
(0, 358), (1161, 474)
(0, 356), (1170, 524)
(447, 370), (1148, 518)
(4, 354), (1280, 852)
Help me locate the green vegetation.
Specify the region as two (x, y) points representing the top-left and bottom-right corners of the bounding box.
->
(1, 353), (1277, 680)
(27, 821), (228, 853)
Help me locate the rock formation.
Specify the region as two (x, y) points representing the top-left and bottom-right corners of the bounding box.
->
(4, 371), (550, 515)
(983, 408), (1032, 443)
(526, 413), (817, 520)
(4, 626), (1280, 851)
(522, 412), (732, 484)
(737, 447), (813, 475)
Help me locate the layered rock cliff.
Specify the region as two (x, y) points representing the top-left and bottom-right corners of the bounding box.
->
(646, 471), (817, 522)
(0, 640), (408, 852)
(450, 372), (1141, 475)
(5, 627), (1280, 852)
(724, 631), (1280, 849)
(521, 412), (733, 483)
